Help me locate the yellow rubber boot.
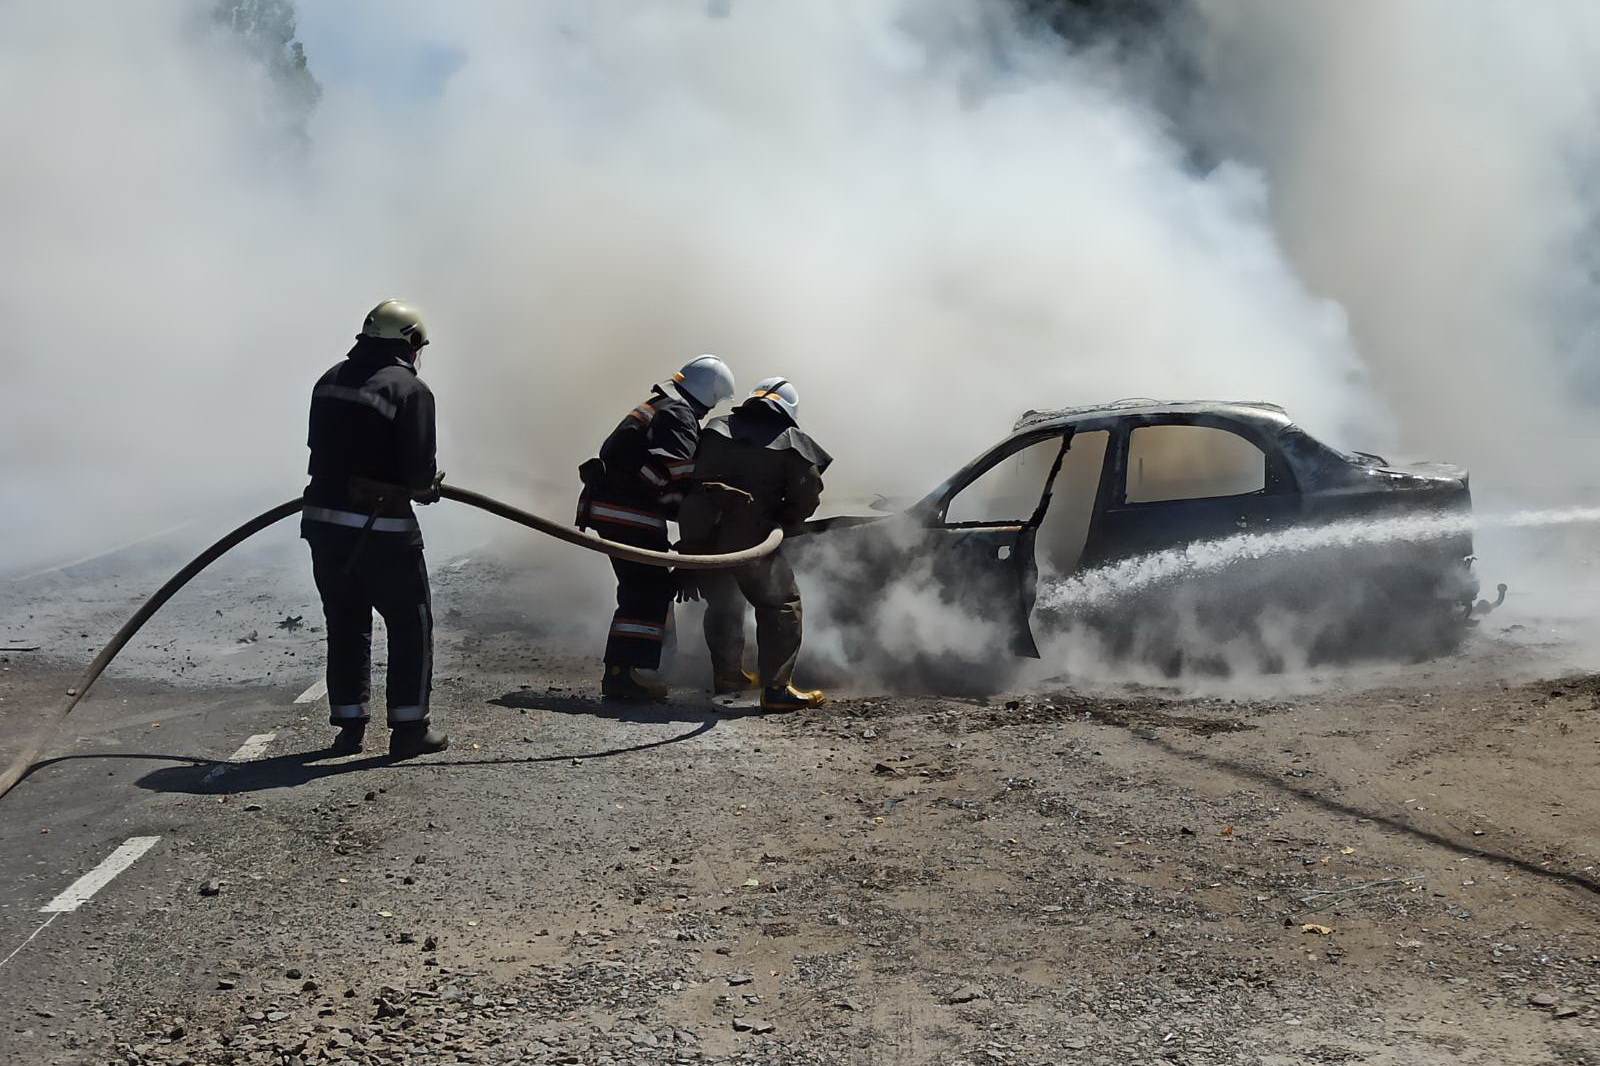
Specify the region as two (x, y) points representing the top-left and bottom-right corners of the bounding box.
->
(712, 669), (760, 696)
(761, 684), (826, 711)
(602, 665), (669, 701)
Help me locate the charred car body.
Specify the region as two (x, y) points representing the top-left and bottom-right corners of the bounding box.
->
(793, 400), (1477, 682)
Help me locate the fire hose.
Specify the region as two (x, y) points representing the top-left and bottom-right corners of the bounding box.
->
(0, 484), (781, 801)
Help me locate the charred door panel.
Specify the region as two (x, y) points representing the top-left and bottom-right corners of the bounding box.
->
(925, 524), (1041, 657)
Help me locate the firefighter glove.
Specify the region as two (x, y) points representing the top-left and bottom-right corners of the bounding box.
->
(414, 470), (445, 505)
(674, 569), (703, 603)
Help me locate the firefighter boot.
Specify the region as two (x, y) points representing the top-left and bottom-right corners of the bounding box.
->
(389, 723), (450, 759)
(712, 669), (760, 696)
(761, 684), (826, 711)
(601, 665), (669, 701)
(328, 722), (366, 756)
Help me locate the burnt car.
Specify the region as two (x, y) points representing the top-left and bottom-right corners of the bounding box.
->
(792, 400), (1477, 682)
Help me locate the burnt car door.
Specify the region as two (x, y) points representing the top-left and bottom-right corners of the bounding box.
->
(1081, 416), (1300, 566)
(906, 429), (1091, 657)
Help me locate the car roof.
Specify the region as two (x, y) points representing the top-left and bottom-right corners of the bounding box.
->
(1011, 398), (1295, 434)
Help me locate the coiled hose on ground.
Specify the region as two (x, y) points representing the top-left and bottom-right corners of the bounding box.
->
(0, 484), (781, 801)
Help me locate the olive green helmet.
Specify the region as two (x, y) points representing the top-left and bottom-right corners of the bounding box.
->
(361, 298), (429, 350)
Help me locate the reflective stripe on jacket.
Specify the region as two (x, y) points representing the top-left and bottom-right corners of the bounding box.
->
(587, 383), (701, 518)
(302, 336), (437, 546)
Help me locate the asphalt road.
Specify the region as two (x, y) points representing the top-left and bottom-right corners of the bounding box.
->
(0, 665), (317, 1050)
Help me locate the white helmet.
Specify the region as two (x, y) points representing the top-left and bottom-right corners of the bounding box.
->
(747, 376), (800, 424)
(673, 354), (735, 409)
(362, 298), (429, 350)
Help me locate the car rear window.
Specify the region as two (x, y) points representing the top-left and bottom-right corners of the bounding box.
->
(1126, 424), (1266, 503)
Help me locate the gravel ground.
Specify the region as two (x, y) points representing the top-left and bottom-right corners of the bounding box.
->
(3, 543), (1599, 1065)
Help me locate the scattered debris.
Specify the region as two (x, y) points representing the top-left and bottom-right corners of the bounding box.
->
(1296, 875), (1427, 916)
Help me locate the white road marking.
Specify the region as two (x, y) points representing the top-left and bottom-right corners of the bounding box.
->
(229, 732), (277, 762)
(200, 732), (277, 784)
(293, 679), (328, 704)
(5, 520), (197, 583)
(0, 913), (60, 971)
(41, 837), (161, 914)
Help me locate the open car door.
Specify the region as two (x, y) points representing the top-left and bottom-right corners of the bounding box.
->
(911, 430), (1082, 658)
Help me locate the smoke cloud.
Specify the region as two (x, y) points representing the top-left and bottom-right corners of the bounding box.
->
(5, 0), (1371, 568)
(1176, 0), (1600, 496)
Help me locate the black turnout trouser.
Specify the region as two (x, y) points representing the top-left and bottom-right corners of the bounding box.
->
(306, 527), (433, 728)
(702, 548), (803, 690)
(677, 489), (803, 690)
(588, 508), (674, 670)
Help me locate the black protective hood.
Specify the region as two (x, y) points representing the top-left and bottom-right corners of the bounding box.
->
(347, 334), (418, 367)
(708, 404), (833, 472)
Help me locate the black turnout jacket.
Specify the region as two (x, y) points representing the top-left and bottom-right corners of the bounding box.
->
(587, 383), (703, 517)
(302, 336), (437, 546)
(679, 401), (832, 547)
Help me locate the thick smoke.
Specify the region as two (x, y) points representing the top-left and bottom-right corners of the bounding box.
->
(4, 0), (1369, 573)
(1177, 0), (1600, 494)
(5, 2), (1599, 682)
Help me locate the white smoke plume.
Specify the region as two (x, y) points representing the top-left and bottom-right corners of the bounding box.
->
(1178, 0), (1600, 496)
(3, 0), (1369, 571)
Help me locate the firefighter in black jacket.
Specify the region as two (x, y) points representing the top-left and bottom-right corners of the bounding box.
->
(578, 355), (736, 700)
(303, 299), (448, 758)
(678, 378), (829, 711)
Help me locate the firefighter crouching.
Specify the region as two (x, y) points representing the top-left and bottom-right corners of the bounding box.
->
(678, 377), (830, 711)
(302, 299), (449, 759)
(578, 355), (737, 701)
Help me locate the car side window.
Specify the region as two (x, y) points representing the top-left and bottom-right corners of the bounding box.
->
(1125, 424), (1266, 504)
(943, 436), (1065, 525)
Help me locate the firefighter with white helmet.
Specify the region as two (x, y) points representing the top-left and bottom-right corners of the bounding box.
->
(677, 376), (829, 710)
(577, 354), (736, 700)
(302, 299), (449, 758)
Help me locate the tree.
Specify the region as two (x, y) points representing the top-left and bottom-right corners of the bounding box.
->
(214, 0), (321, 137)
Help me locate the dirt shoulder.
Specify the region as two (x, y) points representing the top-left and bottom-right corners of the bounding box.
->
(0, 630), (1590, 1066)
